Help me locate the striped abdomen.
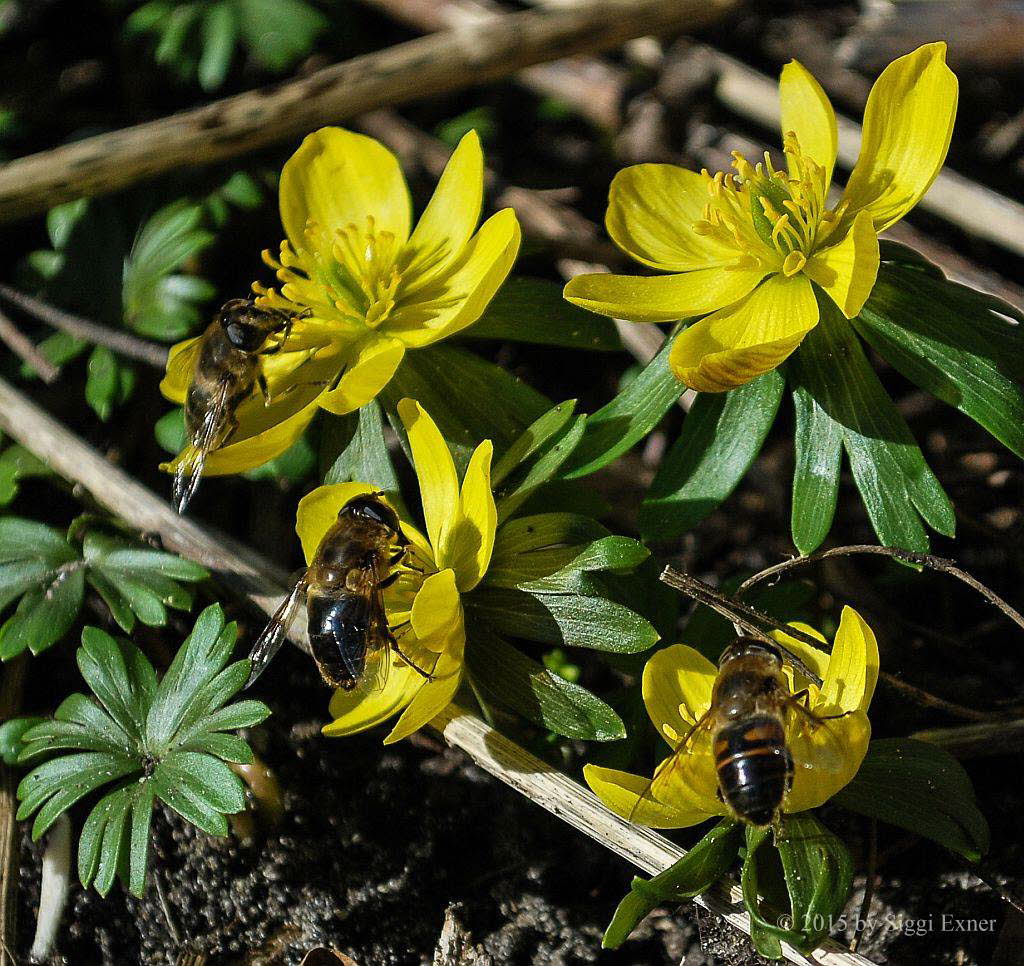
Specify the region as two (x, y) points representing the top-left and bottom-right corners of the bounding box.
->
(714, 715), (793, 826)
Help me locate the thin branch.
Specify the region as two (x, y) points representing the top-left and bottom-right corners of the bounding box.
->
(913, 718), (1024, 759)
(0, 307), (59, 383)
(0, 0), (736, 222)
(737, 545), (1024, 638)
(0, 285), (169, 369)
(0, 376), (871, 966)
(661, 565), (998, 722)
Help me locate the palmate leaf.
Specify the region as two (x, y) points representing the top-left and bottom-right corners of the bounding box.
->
(464, 626), (625, 741)
(0, 516), (208, 658)
(834, 737), (989, 861)
(789, 294), (955, 553)
(15, 606), (270, 897)
(639, 370), (785, 542)
(855, 254), (1024, 459)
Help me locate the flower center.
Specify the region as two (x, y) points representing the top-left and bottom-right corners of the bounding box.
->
(693, 134), (844, 275)
(330, 216), (404, 328)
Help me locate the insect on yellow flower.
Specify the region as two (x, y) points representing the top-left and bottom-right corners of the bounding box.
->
(564, 43), (958, 392)
(160, 127), (521, 479)
(584, 607), (878, 828)
(297, 399), (496, 744)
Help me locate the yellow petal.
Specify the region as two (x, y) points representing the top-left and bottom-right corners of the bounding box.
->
(804, 210), (880, 318)
(386, 208), (521, 347)
(384, 635), (464, 744)
(398, 399), (459, 555)
(772, 621), (831, 699)
(323, 662), (423, 737)
(779, 59), (838, 186)
(669, 273), (819, 392)
(819, 606), (880, 715)
(840, 43), (958, 232)
(443, 440), (497, 590)
(401, 130), (483, 283)
(317, 336), (406, 416)
(159, 336), (202, 404)
(564, 266), (768, 324)
(605, 165), (735, 271)
(410, 569), (463, 653)
(160, 396), (318, 477)
(785, 708), (871, 813)
(583, 764), (715, 829)
(642, 645), (717, 743)
(279, 127), (412, 257)
(295, 482), (380, 564)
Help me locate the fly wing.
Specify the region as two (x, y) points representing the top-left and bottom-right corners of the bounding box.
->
(628, 710), (717, 823)
(245, 575), (308, 689)
(786, 698), (854, 779)
(343, 582), (393, 695)
(173, 377), (233, 514)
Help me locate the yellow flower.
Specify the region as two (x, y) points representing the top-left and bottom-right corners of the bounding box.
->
(160, 126), (521, 475)
(584, 607), (879, 828)
(564, 43), (957, 392)
(299, 399), (496, 744)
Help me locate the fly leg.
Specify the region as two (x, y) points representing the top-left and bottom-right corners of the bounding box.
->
(790, 689), (854, 723)
(386, 620), (435, 681)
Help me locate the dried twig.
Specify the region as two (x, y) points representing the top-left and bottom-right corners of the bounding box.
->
(0, 376), (871, 965)
(0, 0), (736, 222)
(0, 285), (169, 369)
(0, 307), (59, 384)
(661, 565), (998, 722)
(913, 718), (1024, 759)
(737, 545), (1024, 638)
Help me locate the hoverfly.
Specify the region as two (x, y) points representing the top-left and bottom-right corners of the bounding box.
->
(642, 567), (852, 827)
(245, 493), (433, 692)
(172, 298), (297, 514)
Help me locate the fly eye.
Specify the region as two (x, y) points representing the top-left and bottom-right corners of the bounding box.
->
(225, 322), (262, 351)
(342, 495), (400, 531)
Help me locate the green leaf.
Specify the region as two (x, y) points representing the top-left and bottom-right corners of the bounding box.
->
(790, 295), (955, 551)
(155, 407), (187, 454)
(491, 513), (609, 561)
(322, 400), (401, 502)
(0, 716), (45, 766)
(491, 400), (578, 487)
(740, 825), (784, 959)
(122, 200), (214, 340)
(382, 345), (551, 471)
(84, 346), (122, 422)
(468, 278), (622, 351)
(603, 820), (743, 948)
(0, 518), (76, 563)
(562, 338), (681, 478)
(486, 535), (649, 591)
(496, 414), (587, 523)
(237, 0), (327, 72)
(146, 604), (232, 750)
(0, 445), (53, 506)
(640, 370), (784, 541)
(17, 605), (267, 897)
(0, 568), (85, 659)
(198, 2), (237, 90)
(466, 586), (659, 653)
(834, 737), (989, 860)
(775, 813), (853, 950)
(791, 383), (843, 555)
(465, 628), (625, 740)
(855, 261), (1024, 460)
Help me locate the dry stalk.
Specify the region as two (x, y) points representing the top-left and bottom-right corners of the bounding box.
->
(0, 0), (736, 222)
